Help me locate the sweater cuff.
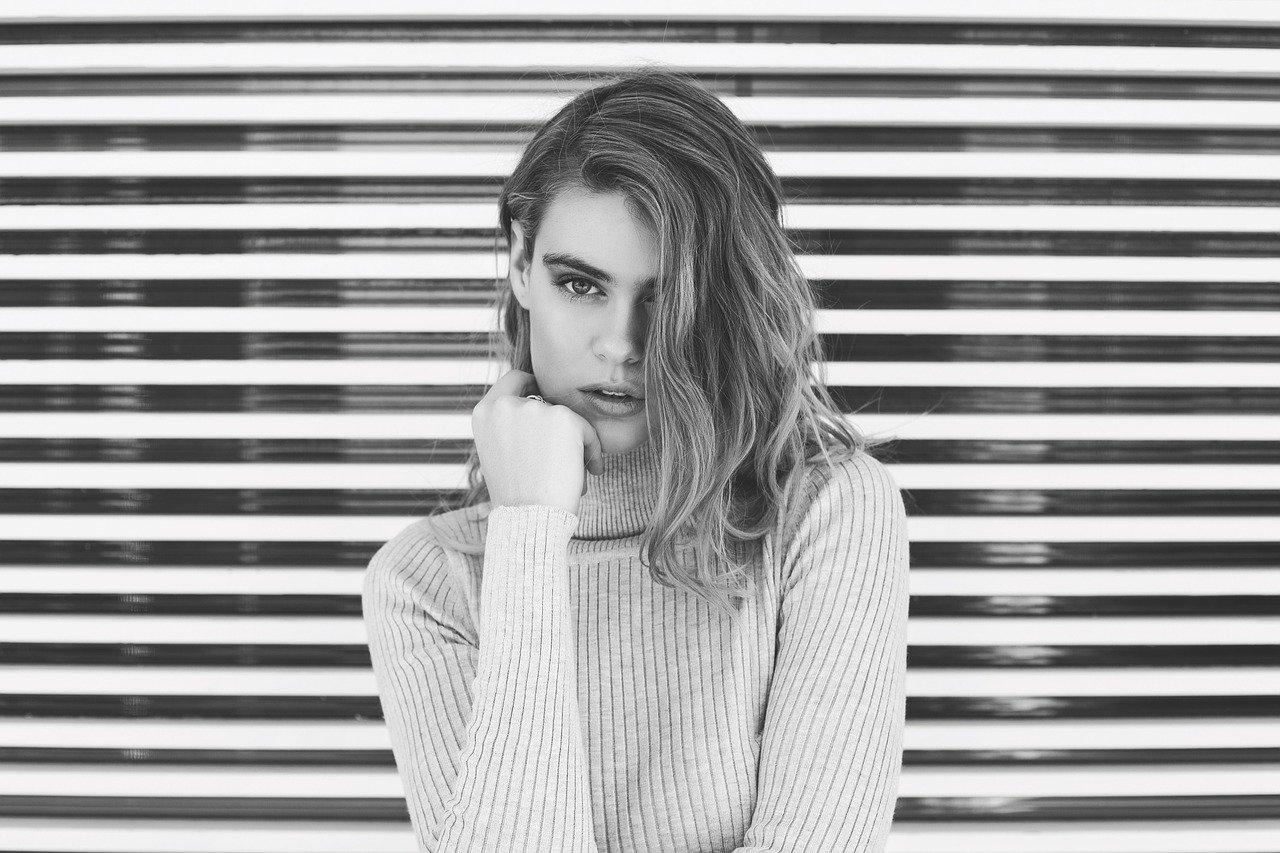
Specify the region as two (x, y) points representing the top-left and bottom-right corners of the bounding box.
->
(479, 503), (579, 640)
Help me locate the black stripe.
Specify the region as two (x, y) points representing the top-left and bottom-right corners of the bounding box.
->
(2, 487), (1280, 516)
(2, 20), (1278, 47)
(7, 73), (1280, 101)
(4, 745), (1278, 767)
(897, 795), (1280, 820)
(3, 228), (1280, 256)
(3, 175), (1277, 202)
(2, 591), (1279, 616)
(0, 642), (1275, 668)
(1, 694), (1278, 719)
(2, 438), (1280, 464)
(6, 331), (1280, 360)
(0, 642), (371, 666)
(3, 385), (1280, 413)
(6, 539), (1278, 567)
(4, 279), (1279, 310)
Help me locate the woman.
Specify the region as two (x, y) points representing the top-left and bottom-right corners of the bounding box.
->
(362, 68), (911, 852)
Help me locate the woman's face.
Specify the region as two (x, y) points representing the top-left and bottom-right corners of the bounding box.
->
(509, 185), (656, 455)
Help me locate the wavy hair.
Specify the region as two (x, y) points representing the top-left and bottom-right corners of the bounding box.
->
(434, 67), (895, 618)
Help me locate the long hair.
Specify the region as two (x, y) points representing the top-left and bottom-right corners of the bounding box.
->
(435, 67), (895, 617)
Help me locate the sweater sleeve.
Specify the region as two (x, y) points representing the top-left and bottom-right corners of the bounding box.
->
(362, 504), (599, 852)
(734, 453), (911, 853)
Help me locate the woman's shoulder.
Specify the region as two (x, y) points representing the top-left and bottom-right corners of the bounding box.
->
(799, 447), (903, 512)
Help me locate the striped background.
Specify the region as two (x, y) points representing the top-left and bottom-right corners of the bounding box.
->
(3, 2), (1280, 850)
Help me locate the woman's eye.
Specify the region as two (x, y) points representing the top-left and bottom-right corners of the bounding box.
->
(552, 276), (655, 305)
(554, 277), (602, 301)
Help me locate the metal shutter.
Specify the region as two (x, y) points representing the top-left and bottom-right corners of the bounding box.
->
(2, 2), (1279, 850)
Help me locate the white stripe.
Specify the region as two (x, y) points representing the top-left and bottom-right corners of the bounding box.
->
(0, 667), (377, 695)
(907, 670), (1280, 696)
(1, 413), (1277, 442)
(0, 567), (1275, 597)
(6, 203), (1280, 232)
(1, 0), (1278, 25)
(0, 766), (401, 798)
(3, 95), (1280, 127)
(4, 463), (1280, 490)
(0, 412), (475, 438)
(909, 618), (1280, 645)
(0, 719), (390, 750)
(6, 42), (1280, 76)
(898, 765), (1280, 797)
(4, 666), (1280, 697)
(3, 514), (1280, 542)
(890, 822), (1280, 852)
(0, 762), (1275, 800)
(0, 819), (1271, 853)
(3, 151), (1280, 180)
(1, 717), (1269, 752)
(6, 360), (1280, 386)
(907, 718), (1280, 750)
(0, 615), (369, 643)
(3, 566), (1278, 597)
(913, 568), (1280, 596)
(0, 822), (413, 853)
(0, 614), (1274, 646)
(0, 566), (364, 594)
(4, 254), (1277, 281)
(4, 306), (1280, 334)
(0, 463), (465, 489)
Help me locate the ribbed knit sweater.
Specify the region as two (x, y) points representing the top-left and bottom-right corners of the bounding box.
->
(362, 439), (910, 852)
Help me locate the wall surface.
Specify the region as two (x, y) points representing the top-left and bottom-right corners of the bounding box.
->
(2, 2), (1280, 850)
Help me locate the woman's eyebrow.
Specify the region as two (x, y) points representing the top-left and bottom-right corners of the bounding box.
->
(542, 251), (657, 288)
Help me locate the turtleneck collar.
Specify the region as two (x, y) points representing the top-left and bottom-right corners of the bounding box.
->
(573, 438), (659, 540)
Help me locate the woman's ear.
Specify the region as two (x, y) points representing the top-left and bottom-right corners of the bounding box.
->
(508, 222), (531, 310)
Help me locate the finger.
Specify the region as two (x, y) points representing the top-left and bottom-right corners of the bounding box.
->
(486, 368), (537, 403)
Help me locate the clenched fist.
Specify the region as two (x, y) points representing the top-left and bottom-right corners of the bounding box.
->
(471, 369), (605, 516)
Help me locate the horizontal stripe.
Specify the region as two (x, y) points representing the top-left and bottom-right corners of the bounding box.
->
(6, 591), (1280, 619)
(6, 307), (1280, 333)
(8, 126), (1280, 154)
(5, 255), (1279, 280)
(11, 203), (1280, 231)
(0, 437), (1277, 465)
(4, 613), (1280, 644)
(9, 334), (1280, 364)
(4, 151), (1280, 179)
(6, 480), (1280, 504)
(1, 0), (1277, 27)
(7, 42), (1280, 76)
(5, 746), (1275, 767)
(6, 362), (1280, 387)
(6, 716), (1273, 751)
(6, 462), (1280, 489)
(5, 514), (1280, 540)
(5, 279), (1280, 311)
(0, 640), (1277, 667)
(5, 228), (1280, 257)
(6, 385), (1280, 413)
(1, 693), (1279, 719)
(8, 664), (1280, 696)
(4, 95), (1280, 126)
(3, 412), (1279, 441)
(6, 565), (1280, 597)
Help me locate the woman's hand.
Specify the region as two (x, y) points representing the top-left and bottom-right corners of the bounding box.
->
(472, 369), (605, 516)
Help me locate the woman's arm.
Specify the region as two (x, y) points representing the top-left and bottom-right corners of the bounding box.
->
(734, 453), (911, 852)
(363, 504), (598, 852)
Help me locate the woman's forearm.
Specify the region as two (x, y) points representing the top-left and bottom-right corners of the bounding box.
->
(434, 503), (599, 851)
